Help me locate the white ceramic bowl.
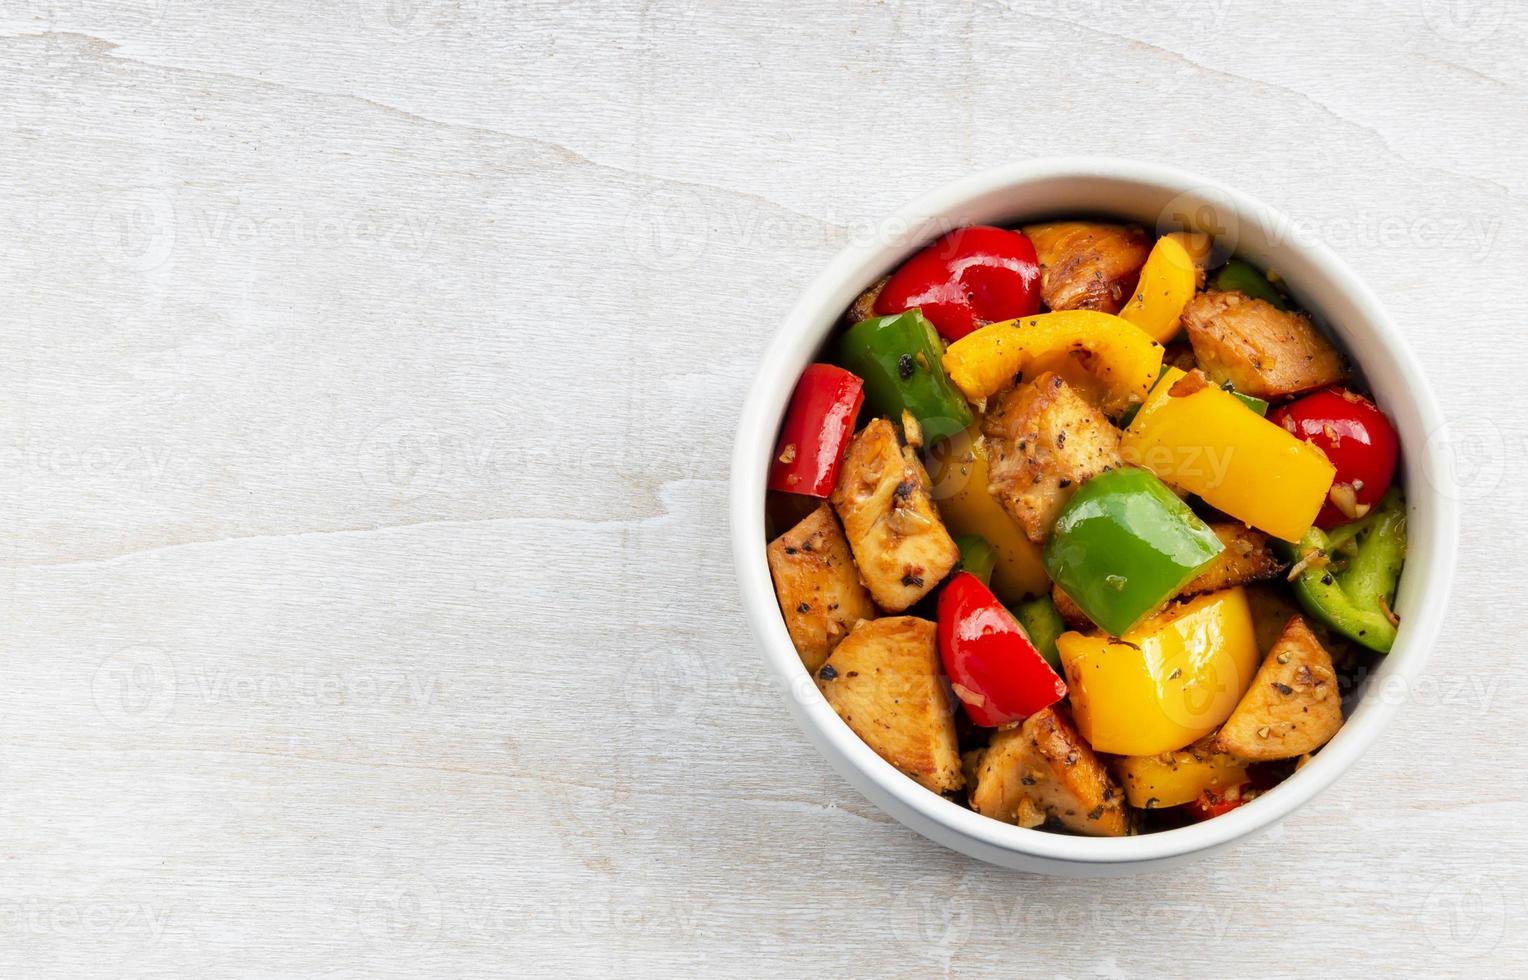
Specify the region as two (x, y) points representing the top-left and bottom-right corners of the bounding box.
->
(730, 158), (1457, 875)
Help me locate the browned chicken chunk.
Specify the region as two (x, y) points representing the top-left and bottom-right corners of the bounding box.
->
(766, 503), (877, 673)
(1181, 290), (1343, 399)
(1179, 524), (1284, 598)
(1245, 585), (1304, 656)
(816, 617), (963, 794)
(983, 372), (1122, 543)
(1023, 221), (1152, 314)
(844, 276), (887, 325)
(831, 418), (959, 612)
(1055, 523), (1284, 632)
(1051, 585), (1092, 632)
(971, 707), (1128, 836)
(1215, 616), (1343, 760)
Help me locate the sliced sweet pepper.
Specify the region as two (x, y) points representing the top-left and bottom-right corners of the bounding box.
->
(1288, 489), (1406, 652)
(873, 226), (1042, 341)
(1057, 587), (1261, 756)
(1166, 231), (1213, 274)
(1132, 366), (1267, 426)
(1119, 234), (1198, 344)
(922, 427), (1049, 601)
(940, 310), (1163, 416)
(1010, 594), (1065, 673)
(1186, 783), (1259, 821)
(1113, 735), (1250, 809)
(767, 363), (864, 497)
(1211, 258), (1292, 310)
(1121, 371), (1336, 542)
(1228, 387), (1270, 416)
(951, 534), (997, 587)
(839, 310), (973, 447)
(1043, 467), (1225, 637)
(938, 572), (1066, 727)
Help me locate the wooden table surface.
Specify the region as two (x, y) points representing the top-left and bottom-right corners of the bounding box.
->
(1, 1), (1523, 975)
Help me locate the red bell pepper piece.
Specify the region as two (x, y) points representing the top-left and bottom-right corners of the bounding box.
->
(767, 363), (864, 498)
(874, 226), (1042, 342)
(1186, 783), (1260, 821)
(1270, 387), (1399, 528)
(937, 572), (1066, 727)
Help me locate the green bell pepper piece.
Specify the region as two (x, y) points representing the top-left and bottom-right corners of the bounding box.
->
(1222, 382), (1269, 416)
(1011, 594), (1066, 672)
(951, 534), (997, 587)
(838, 310), (973, 447)
(1211, 258), (1292, 311)
(1289, 490), (1406, 653)
(1121, 368), (1266, 427)
(1043, 467), (1225, 637)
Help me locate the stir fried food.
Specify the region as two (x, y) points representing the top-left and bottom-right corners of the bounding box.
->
(765, 222), (1407, 834)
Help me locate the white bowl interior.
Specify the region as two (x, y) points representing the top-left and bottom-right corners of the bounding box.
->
(730, 159), (1456, 872)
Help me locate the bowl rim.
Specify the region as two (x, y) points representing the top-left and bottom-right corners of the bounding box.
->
(729, 157), (1458, 866)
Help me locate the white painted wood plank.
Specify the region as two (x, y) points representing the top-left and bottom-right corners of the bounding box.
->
(0, 0), (1522, 975)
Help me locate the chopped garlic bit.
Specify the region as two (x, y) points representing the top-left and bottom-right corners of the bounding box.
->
(1286, 548), (1331, 581)
(1328, 483), (1361, 521)
(888, 506), (932, 535)
(901, 409), (924, 448)
(951, 682), (986, 709)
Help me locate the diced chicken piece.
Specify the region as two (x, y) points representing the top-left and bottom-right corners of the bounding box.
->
(1163, 340), (1199, 373)
(1051, 585), (1092, 631)
(844, 276), (888, 325)
(831, 419), (959, 612)
(1022, 221), (1152, 315)
(1244, 585), (1304, 656)
(983, 372), (1123, 543)
(767, 503), (877, 673)
(1179, 524), (1284, 598)
(1215, 616), (1343, 760)
(961, 748), (986, 791)
(1053, 524), (1280, 634)
(971, 707), (1128, 836)
(1181, 290), (1343, 399)
(816, 617), (963, 794)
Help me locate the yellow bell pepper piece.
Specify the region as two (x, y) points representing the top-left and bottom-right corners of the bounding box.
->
(941, 311), (1163, 415)
(1130, 365), (1190, 430)
(1057, 587), (1260, 756)
(1113, 735), (1249, 809)
(1119, 235), (1198, 343)
(1166, 231), (1213, 279)
(1121, 374), (1335, 542)
(923, 427), (1049, 601)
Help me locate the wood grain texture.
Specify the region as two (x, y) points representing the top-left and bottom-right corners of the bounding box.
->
(0, 0), (1524, 975)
